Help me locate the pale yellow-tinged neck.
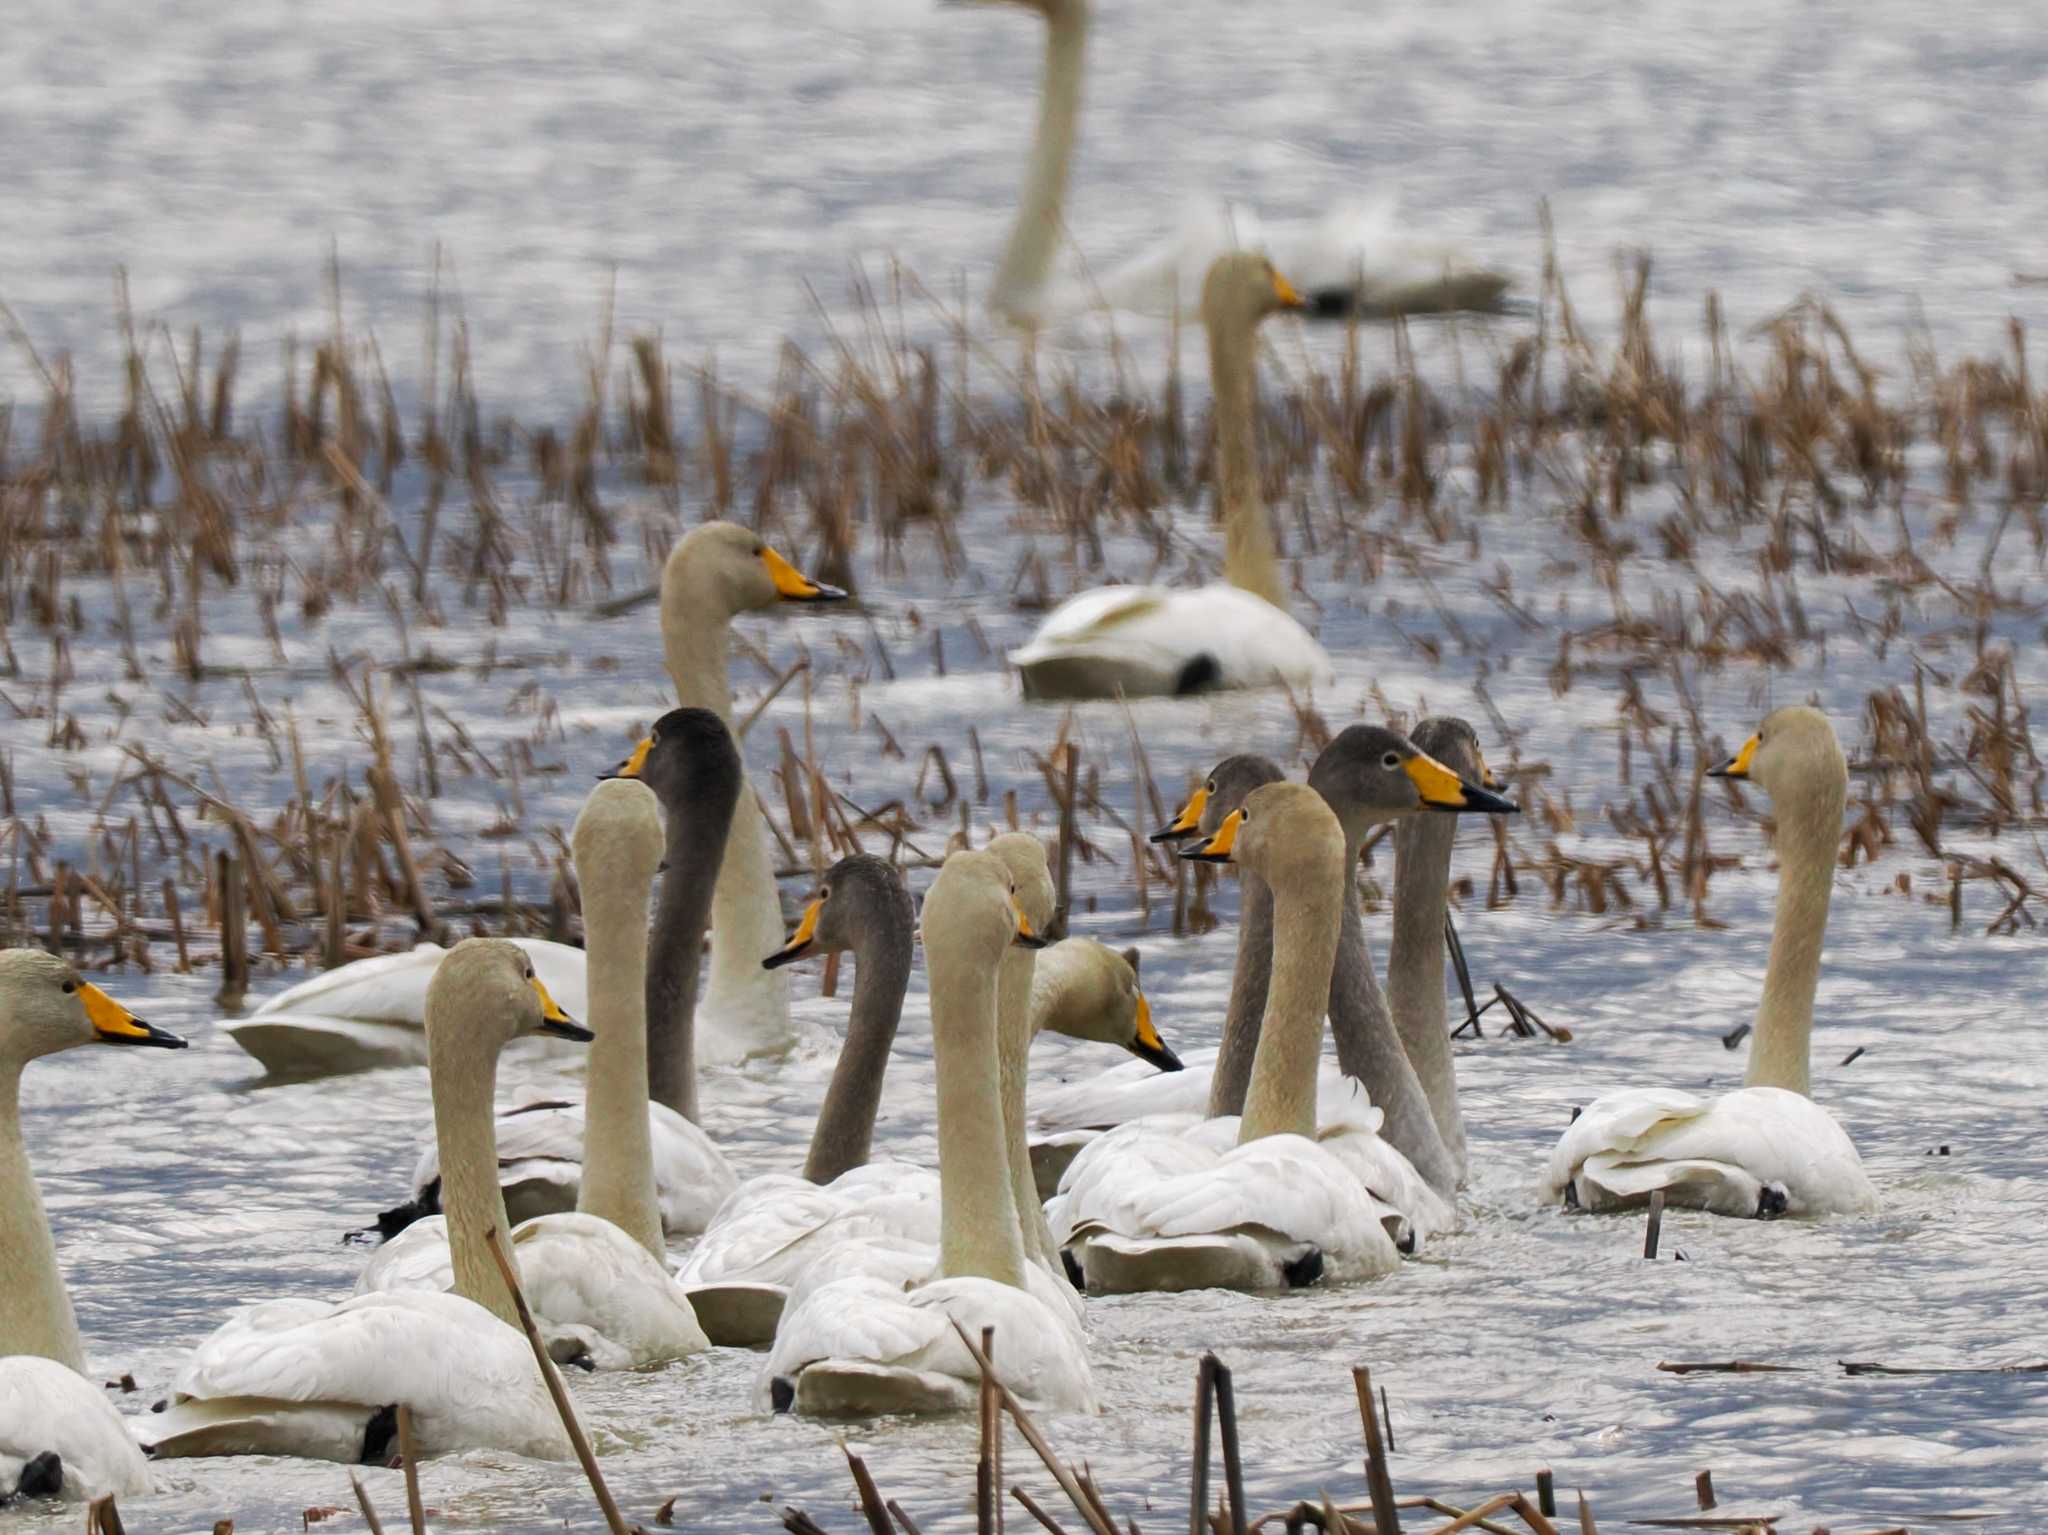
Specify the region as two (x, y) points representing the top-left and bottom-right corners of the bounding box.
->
(425, 1021), (522, 1330)
(989, 0), (1089, 324)
(0, 1063), (86, 1373)
(1207, 310), (1284, 609)
(1238, 837), (1346, 1146)
(1746, 780), (1843, 1096)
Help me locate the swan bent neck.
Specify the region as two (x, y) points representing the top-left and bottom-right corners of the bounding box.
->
(0, 1060), (85, 1373)
(1207, 309), (1285, 609)
(801, 902), (915, 1185)
(645, 769), (737, 1123)
(989, 0), (1089, 324)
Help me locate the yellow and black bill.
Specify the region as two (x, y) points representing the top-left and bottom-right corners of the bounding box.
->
(1124, 993), (1182, 1072)
(82, 984), (188, 1049)
(1180, 808), (1244, 864)
(529, 975), (593, 1042)
(1149, 783), (1209, 844)
(763, 896), (824, 971)
(1707, 733), (1760, 781)
(1271, 267), (1306, 309)
(1406, 751), (1519, 815)
(761, 544), (849, 603)
(1011, 902), (1049, 950)
(599, 735), (653, 782)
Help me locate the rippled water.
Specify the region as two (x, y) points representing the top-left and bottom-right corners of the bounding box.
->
(7, 0), (2048, 1529)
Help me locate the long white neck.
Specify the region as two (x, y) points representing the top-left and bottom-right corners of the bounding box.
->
(1747, 784), (1841, 1096)
(989, 0), (1089, 324)
(1387, 814), (1467, 1179)
(0, 1062), (87, 1373)
(1239, 863), (1343, 1145)
(662, 565), (790, 1062)
(929, 943), (1028, 1289)
(426, 1026), (521, 1329)
(1207, 312), (1284, 608)
(576, 866), (664, 1257)
(998, 942), (1056, 1266)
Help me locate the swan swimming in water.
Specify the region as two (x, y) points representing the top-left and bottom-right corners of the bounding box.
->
(1008, 252), (1333, 701)
(1547, 707), (1878, 1218)
(0, 953), (183, 1501)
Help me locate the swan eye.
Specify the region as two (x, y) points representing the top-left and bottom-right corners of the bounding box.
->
(1205, 780), (1216, 794)
(61, 981), (76, 994)
(1381, 751), (1400, 770)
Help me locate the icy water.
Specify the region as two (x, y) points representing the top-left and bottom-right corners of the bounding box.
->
(6, 0), (2048, 1529)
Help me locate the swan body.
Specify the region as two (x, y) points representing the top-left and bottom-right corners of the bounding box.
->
(222, 937), (588, 1077)
(147, 1291), (571, 1462)
(761, 850), (1094, 1418)
(1010, 254), (1331, 702)
(1009, 583), (1332, 700)
(0, 953), (184, 1499)
(1547, 1087), (1876, 1217)
(1545, 708), (1875, 1220)
(1, 1357), (152, 1502)
(158, 941), (613, 1461)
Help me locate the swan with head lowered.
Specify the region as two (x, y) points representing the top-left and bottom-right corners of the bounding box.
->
(1548, 707), (1877, 1217)
(684, 843), (1177, 1345)
(0, 954), (183, 1503)
(349, 781), (717, 1370)
(365, 709), (742, 1243)
(1052, 783), (1412, 1292)
(963, 0), (1513, 328)
(151, 940), (584, 1462)
(759, 848), (1096, 1418)
(220, 523), (844, 1081)
(1007, 252), (1333, 701)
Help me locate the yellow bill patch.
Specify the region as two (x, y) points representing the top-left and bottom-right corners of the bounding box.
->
(615, 736), (652, 779)
(529, 975), (573, 1025)
(761, 545), (827, 600)
(1403, 751), (1473, 808)
(1271, 269), (1305, 308)
(81, 983), (151, 1043)
(1711, 732), (1761, 780)
(1192, 808), (1244, 862)
(1153, 783), (1209, 842)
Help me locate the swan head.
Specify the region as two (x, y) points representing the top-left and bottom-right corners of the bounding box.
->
(0, 949), (186, 1066)
(602, 706), (743, 820)
(1308, 723), (1518, 836)
(984, 832), (1057, 937)
(762, 852), (913, 970)
(1150, 753), (1285, 844)
(1181, 781), (1344, 890)
(1031, 939), (1180, 1071)
(570, 777), (664, 896)
(1409, 716), (1504, 793)
(426, 939), (592, 1061)
(1707, 705), (1845, 805)
(659, 521), (847, 624)
(922, 849), (1045, 965)
(1199, 252), (1306, 333)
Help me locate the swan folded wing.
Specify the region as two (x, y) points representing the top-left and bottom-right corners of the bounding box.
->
(1546, 1086), (1712, 1193)
(161, 1291), (570, 1462)
(681, 1163), (940, 1287)
(221, 1012), (428, 1076)
(249, 939), (588, 1024)
(353, 1216), (455, 1295)
(1008, 586), (1173, 658)
(0, 1356), (154, 1499)
(509, 1214), (707, 1364)
(1012, 587), (1330, 698)
(1032, 1046), (1220, 1132)
(1315, 1115), (1454, 1241)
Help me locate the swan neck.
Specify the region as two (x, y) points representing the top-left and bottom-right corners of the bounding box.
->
(425, 1029), (521, 1330)
(646, 807), (730, 1122)
(990, 1), (1088, 322)
(575, 862), (665, 1256)
(1209, 312), (1283, 608)
(1238, 866), (1342, 1145)
(1747, 794), (1840, 1095)
(1387, 813), (1467, 1174)
(998, 944), (1057, 1265)
(0, 1064), (86, 1373)
(928, 941), (1028, 1288)
(802, 922), (913, 1184)
(1207, 871), (1274, 1118)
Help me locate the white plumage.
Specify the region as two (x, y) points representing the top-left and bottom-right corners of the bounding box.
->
(0, 1355), (152, 1501)
(147, 1291), (572, 1463)
(1008, 584), (1332, 700)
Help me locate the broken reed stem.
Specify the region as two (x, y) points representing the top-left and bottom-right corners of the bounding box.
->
(1213, 1355), (1247, 1535)
(397, 1404), (427, 1535)
(350, 1473), (389, 1535)
(1190, 1355), (1216, 1535)
(979, 1326), (1002, 1535)
(949, 1321), (1115, 1535)
(1352, 1366), (1400, 1535)
(86, 1494), (127, 1535)
(1012, 1486), (1073, 1535)
(481, 1225), (629, 1535)
(843, 1445), (895, 1535)
(1643, 1189), (1665, 1260)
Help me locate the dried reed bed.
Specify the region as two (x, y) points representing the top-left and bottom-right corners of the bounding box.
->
(5, 235), (2048, 996)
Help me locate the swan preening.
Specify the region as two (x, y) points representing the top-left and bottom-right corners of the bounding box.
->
(0, 954), (183, 1501)
(1009, 253), (1334, 701)
(1548, 707), (1877, 1218)
(968, 0), (1514, 329)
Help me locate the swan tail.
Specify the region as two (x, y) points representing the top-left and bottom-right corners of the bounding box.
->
(682, 1282), (789, 1348)
(146, 1396), (387, 1464)
(786, 1363), (976, 1419)
(1066, 1226), (1305, 1294)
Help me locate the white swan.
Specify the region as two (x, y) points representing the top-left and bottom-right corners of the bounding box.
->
(968, 0), (1512, 328)
(219, 524), (844, 1081)
(1008, 253), (1333, 701)
(683, 848), (1177, 1345)
(760, 849), (1096, 1417)
(1053, 783), (1408, 1292)
(355, 795), (711, 1371)
(152, 942), (581, 1462)
(0, 953), (183, 1501)
(1547, 707), (1878, 1218)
